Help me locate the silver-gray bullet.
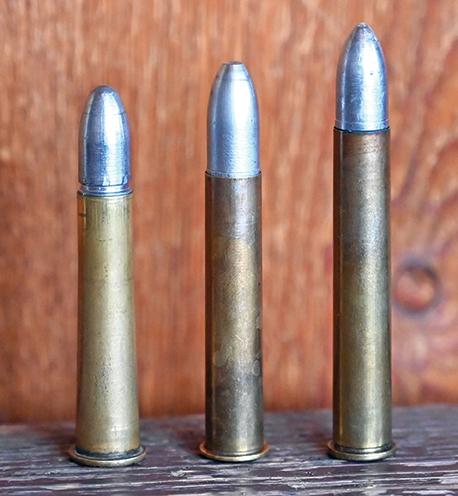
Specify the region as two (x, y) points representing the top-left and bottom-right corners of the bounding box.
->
(329, 23), (396, 462)
(69, 85), (145, 467)
(200, 62), (268, 462)
(335, 23), (388, 132)
(79, 86), (132, 195)
(207, 62), (260, 177)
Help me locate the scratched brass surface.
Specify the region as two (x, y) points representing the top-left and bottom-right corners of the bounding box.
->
(202, 174), (267, 461)
(331, 129), (395, 461)
(70, 193), (145, 467)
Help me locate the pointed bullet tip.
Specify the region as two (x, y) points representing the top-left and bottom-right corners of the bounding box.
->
(349, 23), (378, 43)
(79, 86), (131, 194)
(355, 22), (373, 33)
(336, 23), (388, 132)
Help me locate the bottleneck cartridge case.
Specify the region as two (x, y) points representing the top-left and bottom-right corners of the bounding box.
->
(200, 62), (268, 462)
(69, 86), (145, 467)
(328, 24), (396, 462)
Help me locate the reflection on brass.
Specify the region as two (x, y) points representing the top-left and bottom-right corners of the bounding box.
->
(69, 194), (145, 467)
(329, 129), (396, 461)
(200, 174), (268, 462)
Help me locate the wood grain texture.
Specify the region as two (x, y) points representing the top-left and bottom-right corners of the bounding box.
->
(1, 406), (458, 494)
(1, 0), (458, 422)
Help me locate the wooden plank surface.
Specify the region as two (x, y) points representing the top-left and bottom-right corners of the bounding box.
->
(2, 1), (458, 422)
(1, 405), (458, 494)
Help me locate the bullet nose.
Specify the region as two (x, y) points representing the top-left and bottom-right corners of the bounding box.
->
(79, 85), (131, 194)
(336, 23), (388, 132)
(207, 62), (260, 178)
(217, 61), (251, 81)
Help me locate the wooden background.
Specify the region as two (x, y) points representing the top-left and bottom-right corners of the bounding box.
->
(1, 0), (458, 422)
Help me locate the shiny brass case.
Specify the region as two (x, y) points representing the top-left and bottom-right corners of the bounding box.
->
(200, 174), (268, 462)
(69, 192), (145, 467)
(329, 129), (396, 461)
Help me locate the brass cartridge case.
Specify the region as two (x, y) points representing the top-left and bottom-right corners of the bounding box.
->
(200, 173), (268, 462)
(69, 192), (145, 467)
(329, 129), (396, 461)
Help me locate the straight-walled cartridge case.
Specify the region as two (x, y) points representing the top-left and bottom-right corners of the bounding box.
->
(201, 173), (267, 462)
(70, 192), (145, 467)
(330, 128), (395, 461)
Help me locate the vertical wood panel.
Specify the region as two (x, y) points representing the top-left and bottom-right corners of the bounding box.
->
(1, 0), (458, 422)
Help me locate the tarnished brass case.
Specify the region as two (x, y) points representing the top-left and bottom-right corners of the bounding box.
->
(200, 174), (268, 462)
(69, 192), (145, 467)
(329, 129), (396, 461)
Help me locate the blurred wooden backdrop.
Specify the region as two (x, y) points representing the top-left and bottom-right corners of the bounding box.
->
(1, 0), (458, 422)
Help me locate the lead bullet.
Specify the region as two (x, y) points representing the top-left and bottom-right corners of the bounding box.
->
(69, 86), (145, 467)
(199, 62), (269, 462)
(328, 24), (397, 461)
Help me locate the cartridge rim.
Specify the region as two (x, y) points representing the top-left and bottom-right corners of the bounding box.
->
(199, 442), (269, 463)
(68, 445), (146, 467)
(327, 441), (396, 462)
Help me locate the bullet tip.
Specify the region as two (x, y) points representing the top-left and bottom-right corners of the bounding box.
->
(216, 61), (251, 82)
(336, 23), (388, 132)
(207, 62), (260, 178)
(82, 85), (127, 117)
(79, 85), (131, 195)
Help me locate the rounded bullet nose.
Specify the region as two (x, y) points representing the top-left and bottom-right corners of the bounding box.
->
(336, 23), (388, 132)
(79, 85), (131, 195)
(207, 62), (260, 178)
(83, 85), (126, 117)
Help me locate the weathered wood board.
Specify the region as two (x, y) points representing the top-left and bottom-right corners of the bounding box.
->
(1, 406), (458, 494)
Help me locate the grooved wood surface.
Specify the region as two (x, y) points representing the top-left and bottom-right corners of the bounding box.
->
(1, 1), (458, 422)
(1, 406), (458, 494)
